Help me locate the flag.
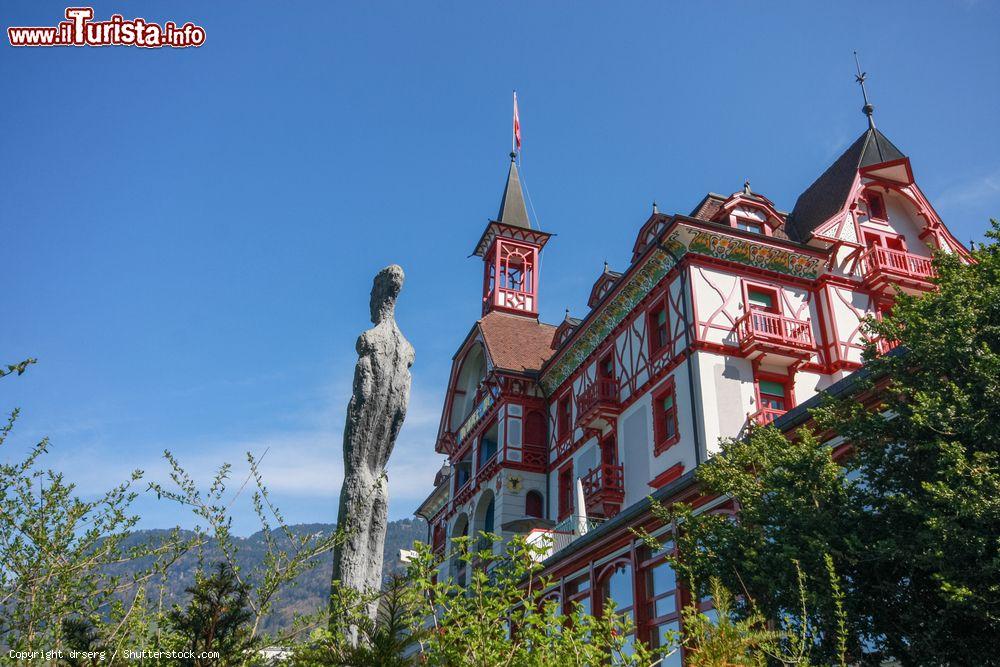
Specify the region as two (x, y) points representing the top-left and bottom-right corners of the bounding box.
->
(512, 91), (522, 153)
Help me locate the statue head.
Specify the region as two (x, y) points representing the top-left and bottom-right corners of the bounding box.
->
(370, 264), (405, 324)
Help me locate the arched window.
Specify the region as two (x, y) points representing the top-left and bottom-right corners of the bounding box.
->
(483, 497), (495, 534)
(451, 514), (469, 586)
(525, 490), (544, 518)
(598, 560), (636, 657)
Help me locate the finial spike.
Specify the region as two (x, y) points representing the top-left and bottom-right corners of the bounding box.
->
(854, 51), (876, 130)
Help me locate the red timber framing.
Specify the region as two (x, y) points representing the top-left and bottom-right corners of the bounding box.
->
(441, 371), (547, 522)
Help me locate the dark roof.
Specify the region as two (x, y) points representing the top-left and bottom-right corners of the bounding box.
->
(478, 311), (557, 373)
(497, 157), (531, 229)
(788, 128), (906, 242)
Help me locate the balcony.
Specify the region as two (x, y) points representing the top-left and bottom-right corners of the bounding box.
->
(750, 406), (786, 427)
(526, 515), (608, 560)
(735, 311), (814, 366)
(860, 246), (936, 293)
(580, 463), (625, 518)
(575, 378), (621, 430)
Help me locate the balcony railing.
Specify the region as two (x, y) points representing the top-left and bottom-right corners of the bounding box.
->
(455, 386), (499, 447)
(575, 378), (620, 428)
(735, 311), (814, 354)
(861, 246), (935, 283)
(580, 463), (625, 502)
(750, 406), (787, 426)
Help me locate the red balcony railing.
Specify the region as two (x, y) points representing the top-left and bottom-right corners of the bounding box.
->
(861, 246), (935, 283)
(735, 311), (814, 353)
(576, 378), (620, 427)
(580, 463), (625, 504)
(750, 407), (787, 426)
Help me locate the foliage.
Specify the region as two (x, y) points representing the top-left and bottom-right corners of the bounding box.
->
(400, 534), (666, 667)
(166, 561), (256, 665)
(0, 359), (347, 662)
(0, 360), (187, 655)
(807, 219), (1000, 664)
(292, 576), (413, 667)
(640, 221), (1000, 665)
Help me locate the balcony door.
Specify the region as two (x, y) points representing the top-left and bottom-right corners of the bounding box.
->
(600, 433), (617, 467)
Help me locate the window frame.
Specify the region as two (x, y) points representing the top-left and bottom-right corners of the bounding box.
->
(557, 462), (574, 521)
(639, 539), (683, 658)
(753, 371), (795, 414)
(652, 376), (680, 455)
(742, 280), (782, 315)
(556, 393), (573, 443)
(733, 216), (767, 235)
(646, 296), (670, 358)
(865, 191), (888, 222)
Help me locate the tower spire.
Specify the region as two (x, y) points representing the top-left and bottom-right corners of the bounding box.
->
(854, 51), (876, 131)
(497, 153), (531, 228)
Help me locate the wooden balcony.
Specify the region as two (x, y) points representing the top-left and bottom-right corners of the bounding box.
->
(580, 463), (625, 518)
(750, 406), (787, 426)
(861, 246), (936, 293)
(735, 311), (814, 366)
(575, 378), (621, 430)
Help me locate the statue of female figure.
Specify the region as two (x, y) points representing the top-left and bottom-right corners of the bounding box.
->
(331, 264), (414, 629)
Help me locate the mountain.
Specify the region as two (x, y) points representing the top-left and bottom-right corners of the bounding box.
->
(112, 519), (426, 638)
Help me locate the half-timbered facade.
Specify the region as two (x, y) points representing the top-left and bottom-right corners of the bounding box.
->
(414, 121), (968, 661)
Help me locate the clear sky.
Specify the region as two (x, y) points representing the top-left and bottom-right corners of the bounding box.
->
(3, 1), (999, 535)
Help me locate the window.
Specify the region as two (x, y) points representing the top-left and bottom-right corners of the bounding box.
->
(653, 378), (679, 454)
(643, 541), (682, 666)
(598, 561), (636, 660)
(478, 421), (499, 468)
(648, 302), (668, 355)
(758, 380), (786, 411)
(599, 352), (615, 380)
(735, 218), (763, 234)
(525, 410), (546, 447)
(746, 286), (778, 312)
(864, 231), (906, 252)
(454, 449), (473, 489)
(525, 490), (544, 518)
(563, 572), (591, 616)
(867, 192), (887, 221)
(557, 395), (572, 441)
(558, 465), (574, 521)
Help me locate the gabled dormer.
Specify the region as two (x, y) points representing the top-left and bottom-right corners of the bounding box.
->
(630, 204), (670, 262)
(789, 126), (968, 258)
(553, 311), (582, 349)
(587, 263), (622, 308)
(709, 182), (788, 237)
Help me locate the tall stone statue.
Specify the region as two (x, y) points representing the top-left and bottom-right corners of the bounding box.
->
(331, 265), (414, 627)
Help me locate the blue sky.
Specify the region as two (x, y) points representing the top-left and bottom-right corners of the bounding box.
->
(3, 1), (999, 535)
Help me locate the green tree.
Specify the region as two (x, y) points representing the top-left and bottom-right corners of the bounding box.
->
(644, 221), (1000, 665)
(400, 534), (666, 667)
(167, 562), (256, 666)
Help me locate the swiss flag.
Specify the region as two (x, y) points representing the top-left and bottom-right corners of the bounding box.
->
(513, 91), (522, 152)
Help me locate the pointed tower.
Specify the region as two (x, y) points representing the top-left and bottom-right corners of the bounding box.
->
(472, 154), (552, 317)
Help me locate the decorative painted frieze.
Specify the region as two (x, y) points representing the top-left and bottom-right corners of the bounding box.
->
(540, 225), (824, 394)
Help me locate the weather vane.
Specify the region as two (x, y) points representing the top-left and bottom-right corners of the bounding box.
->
(854, 51), (876, 129)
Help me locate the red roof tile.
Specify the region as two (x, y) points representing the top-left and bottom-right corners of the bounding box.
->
(478, 312), (557, 373)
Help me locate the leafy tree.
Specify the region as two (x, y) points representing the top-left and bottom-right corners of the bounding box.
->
(643, 220), (1000, 665)
(400, 534), (666, 667)
(167, 562), (256, 665)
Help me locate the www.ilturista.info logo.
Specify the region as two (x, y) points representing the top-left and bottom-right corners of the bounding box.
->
(8, 7), (205, 48)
